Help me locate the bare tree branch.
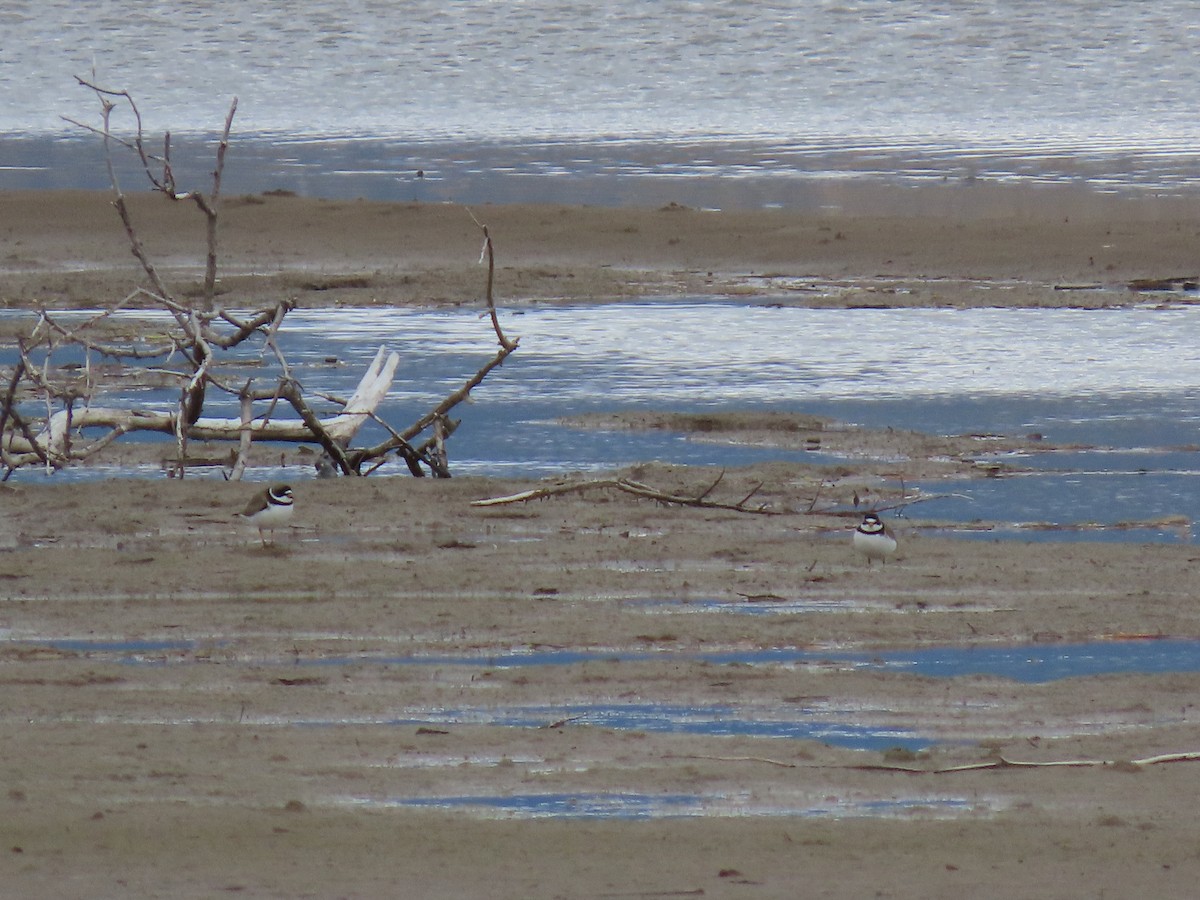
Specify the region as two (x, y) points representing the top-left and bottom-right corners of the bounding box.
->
(5, 81), (520, 480)
(471, 476), (779, 514)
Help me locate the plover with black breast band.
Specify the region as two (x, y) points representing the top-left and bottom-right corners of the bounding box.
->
(240, 483), (295, 545)
(853, 512), (897, 566)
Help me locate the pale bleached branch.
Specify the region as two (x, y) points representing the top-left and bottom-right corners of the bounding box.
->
(845, 750), (1200, 774)
(670, 750), (1200, 774)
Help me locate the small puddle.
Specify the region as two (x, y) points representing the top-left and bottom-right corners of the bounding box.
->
(351, 791), (982, 820)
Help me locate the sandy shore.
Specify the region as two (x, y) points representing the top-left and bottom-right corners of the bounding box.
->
(3, 187), (1200, 309)
(3, 189), (1200, 898)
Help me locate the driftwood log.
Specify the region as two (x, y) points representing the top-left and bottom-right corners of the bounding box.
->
(2, 345), (399, 465)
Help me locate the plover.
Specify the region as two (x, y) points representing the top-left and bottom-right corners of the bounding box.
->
(240, 483), (294, 545)
(853, 512), (896, 566)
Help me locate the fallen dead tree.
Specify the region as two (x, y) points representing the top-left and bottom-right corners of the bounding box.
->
(2, 344), (398, 461)
(1, 79), (517, 480)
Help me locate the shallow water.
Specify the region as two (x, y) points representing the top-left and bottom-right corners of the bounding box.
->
(382, 702), (927, 752)
(22, 634), (1200, 685)
(10, 132), (1200, 211)
(4, 302), (1198, 540)
(293, 639), (1200, 684)
(11, 632), (1197, 774)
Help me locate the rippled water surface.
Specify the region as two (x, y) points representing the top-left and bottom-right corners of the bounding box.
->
(7, 1), (1199, 145)
(4, 2), (1200, 202)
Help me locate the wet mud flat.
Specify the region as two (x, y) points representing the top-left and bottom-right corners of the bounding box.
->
(4, 472), (1200, 898)
(5, 188), (1200, 895)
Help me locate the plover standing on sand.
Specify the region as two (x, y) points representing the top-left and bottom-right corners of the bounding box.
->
(240, 483), (294, 545)
(853, 512), (897, 566)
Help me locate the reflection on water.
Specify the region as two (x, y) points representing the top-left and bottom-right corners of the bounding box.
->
(3, 302), (1198, 539)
